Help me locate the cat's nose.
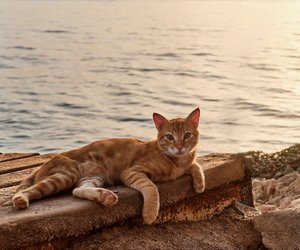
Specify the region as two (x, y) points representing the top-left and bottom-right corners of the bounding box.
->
(177, 146), (183, 152)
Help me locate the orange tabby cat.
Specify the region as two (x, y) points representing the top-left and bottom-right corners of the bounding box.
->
(7, 108), (205, 224)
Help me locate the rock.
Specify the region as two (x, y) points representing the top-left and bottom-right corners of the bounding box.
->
(253, 209), (300, 250)
(281, 166), (296, 176)
(273, 166), (295, 179)
(253, 172), (300, 212)
(242, 144), (300, 178)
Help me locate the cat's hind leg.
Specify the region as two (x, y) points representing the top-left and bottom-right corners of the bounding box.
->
(72, 177), (118, 207)
(12, 172), (78, 209)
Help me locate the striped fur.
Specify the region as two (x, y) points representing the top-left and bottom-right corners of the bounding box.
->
(9, 108), (205, 224)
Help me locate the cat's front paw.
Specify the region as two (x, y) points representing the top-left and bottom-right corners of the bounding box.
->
(194, 180), (205, 193)
(142, 203), (159, 225)
(191, 164), (205, 193)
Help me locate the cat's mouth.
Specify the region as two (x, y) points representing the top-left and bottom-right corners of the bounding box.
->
(167, 147), (188, 157)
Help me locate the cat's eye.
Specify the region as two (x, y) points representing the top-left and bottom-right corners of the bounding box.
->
(184, 132), (191, 140)
(166, 134), (174, 140)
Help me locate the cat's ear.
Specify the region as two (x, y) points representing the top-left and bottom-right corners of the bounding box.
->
(186, 108), (200, 128)
(153, 113), (169, 130)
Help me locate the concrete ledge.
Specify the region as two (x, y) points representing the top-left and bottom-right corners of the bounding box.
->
(0, 154), (251, 249)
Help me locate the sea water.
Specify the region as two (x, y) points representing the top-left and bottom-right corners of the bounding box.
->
(0, 0), (299, 154)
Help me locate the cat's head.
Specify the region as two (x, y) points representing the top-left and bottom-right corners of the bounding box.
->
(153, 108), (200, 157)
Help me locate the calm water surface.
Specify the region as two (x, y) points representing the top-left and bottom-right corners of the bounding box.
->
(0, 0), (299, 155)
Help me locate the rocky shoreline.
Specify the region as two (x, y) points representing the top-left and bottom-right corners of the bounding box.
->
(249, 144), (300, 250)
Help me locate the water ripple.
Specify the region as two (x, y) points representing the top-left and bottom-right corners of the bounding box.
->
(54, 102), (88, 109)
(162, 99), (194, 107)
(115, 66), (166, 73)
(245, 63), (280, 72)
(143, 52), (179, 58)
(109, 116), (152, 123)
(192, 52), (216, 57)
(10, 46), (35, 50)
(175, 72), (197, 78)
(42, 30), (72, 34)
(0, 63), (14, 69)
(263, 87), (293, 94)
(234, 99), (300, 119)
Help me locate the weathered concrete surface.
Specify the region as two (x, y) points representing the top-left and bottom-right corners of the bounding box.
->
(0, 153), (250, 249)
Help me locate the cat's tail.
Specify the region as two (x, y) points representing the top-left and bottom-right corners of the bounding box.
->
(1, 171), (36, 207)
